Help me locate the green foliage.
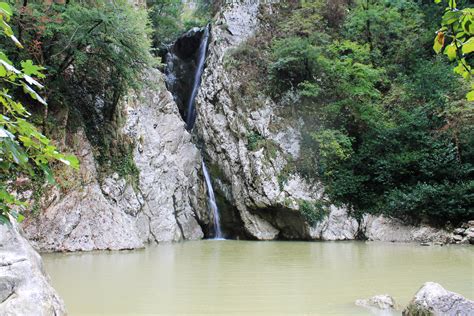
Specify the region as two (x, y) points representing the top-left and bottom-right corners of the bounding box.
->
(6, 0), (158, 184)
(384, 181), (474, 224)
(147, 0), (185, 49)
(0, 2), (78, 224)
(247, 131), (265, 151)
(278, 1), (326, 40)
(298, 200), (328, 226)
(11, 0), (154, 114)
(147, 0), (213, 48)
(344, 0), (426, 73)
(432, 0), (474, 100)
(227, 0), (474, 225)
(269, 37), (319, 94)
(311, 129), (353, 176)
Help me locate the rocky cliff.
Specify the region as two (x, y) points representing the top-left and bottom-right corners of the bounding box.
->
(16, 1), (460, 249)
(21, 70), (207, 251)
(186, 1), (456, 243)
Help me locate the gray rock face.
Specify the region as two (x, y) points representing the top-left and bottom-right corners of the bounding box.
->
(22, 70), (206, 251)
(192, 1), (359, 240)
(403, 282), (474, 316)
(356, 294), (397, 312)
(0, 221), (66, 315)
(22, 128), (144, 252)
(122, 70), (206, 242)
(362, 215), (453, 244)
(310, 206), (359, 241)
(20, 2), (459, 247)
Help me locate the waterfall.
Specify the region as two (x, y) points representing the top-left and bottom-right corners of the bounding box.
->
(186, 25), (210, 130)
(176, 24), (222, 239)
(202, 161), (223, 239)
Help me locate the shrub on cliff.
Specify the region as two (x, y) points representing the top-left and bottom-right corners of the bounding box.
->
(11, 0), (154, 109)
(2, 0), (156, 180)
(226, 0), (474, 225)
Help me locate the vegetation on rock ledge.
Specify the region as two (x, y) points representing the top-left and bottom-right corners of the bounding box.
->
(226, 0), (474, 225)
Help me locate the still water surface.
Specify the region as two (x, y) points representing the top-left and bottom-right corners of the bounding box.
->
(42, 241), (473, 315)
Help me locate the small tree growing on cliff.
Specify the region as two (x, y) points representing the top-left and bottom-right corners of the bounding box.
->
(0, 2), (78, 224)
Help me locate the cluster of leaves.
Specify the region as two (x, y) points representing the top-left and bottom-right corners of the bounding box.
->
(433, 0), (474, 100)
(147, 0), (213, 50)
(246, 131), (265, 151)
(228, 0), (473, 225)
(2, 0), (158, 180)
(298, 200), (328, 226)
(14, 0), (154, 94)
(0, 2), (78, 224)
(147, 0), (186, 49)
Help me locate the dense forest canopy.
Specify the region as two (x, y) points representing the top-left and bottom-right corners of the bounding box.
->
(0, 0), (473, 226)
(225, 0), (473, 225)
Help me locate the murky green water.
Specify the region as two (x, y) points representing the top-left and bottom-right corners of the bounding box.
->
(42, 241), (473, 315)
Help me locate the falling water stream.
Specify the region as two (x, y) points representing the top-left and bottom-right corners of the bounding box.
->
(202, 161), (223, 239)
(185, 25), (210, 130)
(182, 25), (222, 238)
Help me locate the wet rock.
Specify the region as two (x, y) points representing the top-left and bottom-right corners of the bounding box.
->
(163, 27), (208, 122)
(0, 221), (66, 315)
(356, 294), (397, 311)
(403, 282), (474, 316)
(453, 228), (466, 236)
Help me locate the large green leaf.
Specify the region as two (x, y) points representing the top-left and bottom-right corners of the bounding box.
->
(462, 38), (474, 54)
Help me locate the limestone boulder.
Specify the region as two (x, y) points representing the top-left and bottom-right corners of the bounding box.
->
(403, 282), (474, 316)
(0, 221), (66, 315)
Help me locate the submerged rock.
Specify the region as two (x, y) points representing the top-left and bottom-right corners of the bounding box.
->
(403, 282), (474, 316)
(356, 294), (397, 312)
(0, 221), (66, 315)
